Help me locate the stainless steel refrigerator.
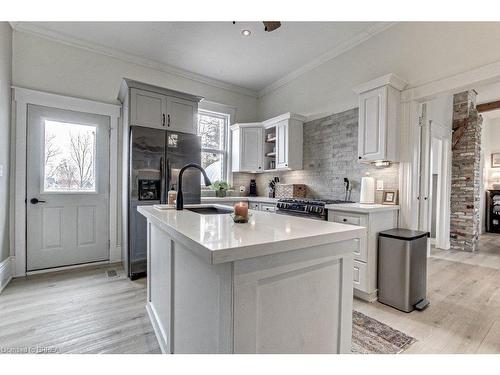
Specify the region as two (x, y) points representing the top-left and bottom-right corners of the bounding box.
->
(128, 126), (201, 279)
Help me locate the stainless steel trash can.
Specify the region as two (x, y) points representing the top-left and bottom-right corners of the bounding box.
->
(378, 229), (430, 312)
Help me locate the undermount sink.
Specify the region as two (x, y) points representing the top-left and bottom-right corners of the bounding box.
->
(186, 206), (233, 215)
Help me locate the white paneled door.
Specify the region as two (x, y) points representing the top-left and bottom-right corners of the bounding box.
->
(26, 104), (110, 271)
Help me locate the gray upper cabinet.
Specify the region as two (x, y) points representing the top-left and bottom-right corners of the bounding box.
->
(122, 79), (202, 134)
(166, 96), (198, 134)
(130, 88), (167, 129)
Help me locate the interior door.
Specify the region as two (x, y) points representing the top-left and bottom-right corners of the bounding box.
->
(26, 104), (110, 271)
(418, 102), (452, 251)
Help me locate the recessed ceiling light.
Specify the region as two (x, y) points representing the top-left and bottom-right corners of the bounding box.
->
(241, 29), (251, 37)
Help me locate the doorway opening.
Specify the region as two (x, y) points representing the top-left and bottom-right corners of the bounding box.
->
(476, 82), (500, 255)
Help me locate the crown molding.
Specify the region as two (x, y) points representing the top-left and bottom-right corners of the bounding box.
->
(257, 22), (397, 98)
(353, 73), (407, 93)
(262, 112), (306, 127)
(11, 22), (259, 98)
(12, 22), (397, 101)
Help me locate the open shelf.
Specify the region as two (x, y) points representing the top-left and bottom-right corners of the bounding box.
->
(264, 126), (277, 170)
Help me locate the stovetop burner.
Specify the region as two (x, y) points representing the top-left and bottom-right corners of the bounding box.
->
(276, 198), (354, 220)
(278, 198), (354, 205)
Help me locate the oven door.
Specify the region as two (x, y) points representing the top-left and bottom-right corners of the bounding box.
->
(275, 209), (324, 220)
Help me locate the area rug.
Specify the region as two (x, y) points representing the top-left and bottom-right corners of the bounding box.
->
(352, 310), (416, 354)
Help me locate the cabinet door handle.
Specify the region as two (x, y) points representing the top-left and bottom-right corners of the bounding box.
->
(167, 114), (171, 127)
(343, 218), (347, 222)
(162, 114), (165, 126)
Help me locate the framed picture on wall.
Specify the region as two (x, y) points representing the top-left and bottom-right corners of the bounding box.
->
(382, 189), (399, 205)
(492, 153), (500, 168)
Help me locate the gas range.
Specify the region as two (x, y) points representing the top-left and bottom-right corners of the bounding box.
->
(276, 198), (354, 220)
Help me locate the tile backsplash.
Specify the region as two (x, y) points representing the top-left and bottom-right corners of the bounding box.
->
(233, 107), (399, 203)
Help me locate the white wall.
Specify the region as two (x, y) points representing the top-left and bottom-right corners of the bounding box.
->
(12, 31), (258, 123)
(258, 22), (500, 120)
(0, 23), (12, 263)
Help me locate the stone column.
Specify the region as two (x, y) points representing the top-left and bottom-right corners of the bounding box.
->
(450, 90), (482, 252)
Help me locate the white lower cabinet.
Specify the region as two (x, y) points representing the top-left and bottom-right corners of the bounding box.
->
(329, 208), (399, 302)
(260, 203), (276, 212)
(249, 202), (260, 210)
(352, 260), (368, 292)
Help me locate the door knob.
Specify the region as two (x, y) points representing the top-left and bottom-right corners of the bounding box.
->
(30, 198), (46, 204)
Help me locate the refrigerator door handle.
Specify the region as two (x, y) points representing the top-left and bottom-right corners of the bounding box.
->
(159, 156), (165, 204)
(166, 158), (171, 194)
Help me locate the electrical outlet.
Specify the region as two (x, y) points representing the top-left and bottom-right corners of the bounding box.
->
(376, 179), (384, 191)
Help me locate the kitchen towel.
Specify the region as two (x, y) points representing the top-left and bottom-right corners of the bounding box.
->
(360, 177), (375, 204)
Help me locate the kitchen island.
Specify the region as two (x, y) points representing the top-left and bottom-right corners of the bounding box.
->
(138, 205), (365, 354)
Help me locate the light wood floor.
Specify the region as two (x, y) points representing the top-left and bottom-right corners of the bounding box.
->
(2, 236), (500, 354)
(355, 237), (500, 354)
(0, 264), (160, 354)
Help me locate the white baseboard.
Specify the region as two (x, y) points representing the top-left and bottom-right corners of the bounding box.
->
(354, 288), (378, 303)
(0, 256), (14, 294)
(146, 302), (168, 354)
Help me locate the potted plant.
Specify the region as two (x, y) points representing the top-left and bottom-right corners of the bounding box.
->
(211, 180), (230, 198)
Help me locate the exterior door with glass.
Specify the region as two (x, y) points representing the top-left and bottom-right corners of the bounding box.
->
(26, 104), (110, 271)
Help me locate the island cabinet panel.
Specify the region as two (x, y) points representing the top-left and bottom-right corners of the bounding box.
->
(232, 241), (354, 354)
(141, 206), (362, 354)
(147, 223), (172, 354)
(172, 241), (233, 354)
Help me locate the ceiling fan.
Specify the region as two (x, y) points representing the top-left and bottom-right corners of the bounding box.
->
(232, 21), (282, 32)
(263, 21), (281, 32)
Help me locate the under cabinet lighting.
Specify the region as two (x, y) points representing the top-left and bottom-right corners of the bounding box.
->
(241, 29), (251, 37)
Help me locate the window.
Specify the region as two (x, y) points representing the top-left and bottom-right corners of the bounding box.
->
(43, 120), (97, 192)
(197, 110), (229, 184)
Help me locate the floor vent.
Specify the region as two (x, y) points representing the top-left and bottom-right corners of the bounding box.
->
(106, 269), (120, 279)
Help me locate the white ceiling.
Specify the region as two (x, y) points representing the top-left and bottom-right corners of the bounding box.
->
(14, 22), (391, 95)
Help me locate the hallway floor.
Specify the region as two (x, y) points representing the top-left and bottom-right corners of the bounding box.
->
(355, 244), (500, 353)
(478, 233), (500, 255)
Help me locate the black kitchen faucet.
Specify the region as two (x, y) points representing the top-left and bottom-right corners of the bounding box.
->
(176, 163), (212, 210)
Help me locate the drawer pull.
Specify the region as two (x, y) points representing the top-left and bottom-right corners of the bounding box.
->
(343, 218), (347, 222)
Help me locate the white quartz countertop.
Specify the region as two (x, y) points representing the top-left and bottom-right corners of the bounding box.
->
(201, 196), (278, 204)
(325, 203), (400, 213)
(138, 204), (365, 265)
